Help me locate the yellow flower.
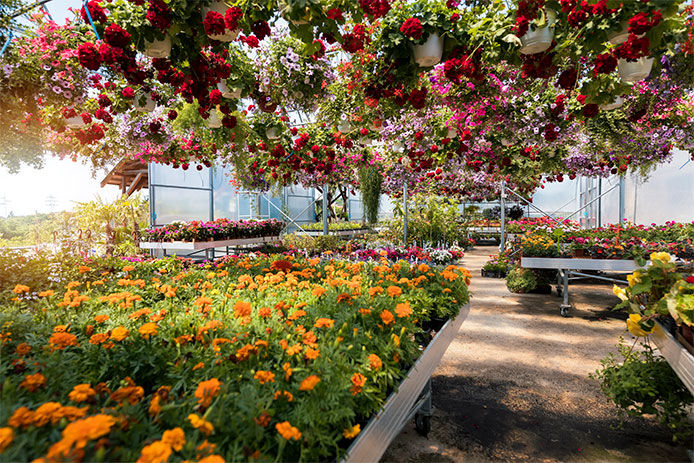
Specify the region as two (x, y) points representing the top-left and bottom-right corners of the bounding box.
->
(626, 314), (654, 337)
(136, 440), (172, 463)
(650, 252), (671, 263)
(275, 421), (302, 441)
(188, 414), (214, 436)
(626, 271), (642, 287)
(342, 424), (361, 439)
(0, 427), (13, 453)
(110, 326), (130, 341)
(612, 285), (628, 302)
(161, 428), (185, 451)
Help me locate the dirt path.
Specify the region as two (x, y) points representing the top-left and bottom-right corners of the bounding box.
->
(381, 246), (690, 463)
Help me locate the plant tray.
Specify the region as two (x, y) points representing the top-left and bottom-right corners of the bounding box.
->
(652, 322), (694, 395)
(521, 257), (639, 272)
(299, 228), (373, 237)
(341, 303), (470, 463)
(139, 235), (282, 250)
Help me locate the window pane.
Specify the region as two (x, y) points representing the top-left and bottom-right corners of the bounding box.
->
(153, 186), (211, 225)
(150, 163), (210, 188)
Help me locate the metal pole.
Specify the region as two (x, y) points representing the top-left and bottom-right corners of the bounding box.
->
(597, 177), (602, 228)
(403, 183), (408, 244)
(322, 184), (328, 235)
(619, 175), (626, 227)
(499, 180), (506, 251)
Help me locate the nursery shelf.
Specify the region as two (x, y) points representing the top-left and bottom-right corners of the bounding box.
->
(342, 303), (470, 463)
(139, 235), (282, 251)
(652, 322), (694, 395)
(297, 228), (373, 237)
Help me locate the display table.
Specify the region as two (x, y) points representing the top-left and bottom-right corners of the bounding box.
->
(297, 228), (373, 237)
(342, 303), (470, 463)
(652, 322), (694, 395)
(521, 257), (640, 316)
(140, 236), (282, 259)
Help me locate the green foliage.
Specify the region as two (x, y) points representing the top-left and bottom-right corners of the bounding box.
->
(505, 267), (537, 293)
(591, 338), (693, 441)
(387, 194), (466, 247)
(358, 167), (382, 224)
(281, 233), (341, 253)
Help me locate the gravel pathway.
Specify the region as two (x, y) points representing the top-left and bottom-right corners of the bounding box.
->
(381, 246), (691, 463)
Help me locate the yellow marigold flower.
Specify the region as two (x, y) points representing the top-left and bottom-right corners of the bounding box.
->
(69, 384), (96, 403)
(380, 310), (394, 325)
(136, 440), (172, 463)
(188, 414), (214, 436)
(368, 354), (382, 370)
(110, 326), (130, 341)
(0, 427), (13, 453)
(38, 290), (54, 297)
(162, 428), (185, 451)
(314, 318), (334, 328)
(395, 302), (412, 318)
(627, 271), (642, 287)
(195, 378), (221, 408)
(138, 322), (158, 339)
(626, 314), (654, 337)
(612, 285), (628, 302)
(254, 370), (275, 384)
(275, 421), (302, 441)
(12, 284), (29, 294)
(650, 252), (671, 263)
(386, 286), (402, 297)
(342, 424), (361, 439)
(233, 301), (252, 318)
(299, 375), (321, 391)
(20, 372), (45, 392)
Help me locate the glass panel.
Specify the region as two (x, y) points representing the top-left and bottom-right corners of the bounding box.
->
(287, 195), (315, 223)
(212, 167), (239, 220)
(238, 193), (252, 218)
(150, 163), (210, 188)
(153, 186), (211, 225)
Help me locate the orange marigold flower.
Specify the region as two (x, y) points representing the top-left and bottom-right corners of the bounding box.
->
(312, 286), (327, 297)
(162, 427), (185, 451)
(253, 370), (275, 385)
(270, 259), (293, 272)
(94, 314), (109, 324)
(122, 265), (135, 272)
(395, 302), (412, 318)
(138, 322), (158, 339)
(38, 290), (54, 297)
(368, 354), (382, 370)
(110, 386), (144, 405)
(15, 343), (31, 356)
(129, 308), (152, 320)
(78, 266), (91, 274)
(299, 375), (321, 391)
(48, 414), (115, 460)
(193, 362), (205, 371)
(32, 402), (62, 427)
(417, 263), (431, 273)
(282, 362), (292, 381)
(198, 455), (225, 463)
(258, 307), (272, 318)
(275, 421), (302, 441)
(188, 414), (214, 436)
(136, 440), (171, 463)
(274, 390), (294, 402)
(304, 348), (320, 360)
(233, 301), (252, 318)
(49, 332), (78, 351)
(350, 373), (366, 395)
(110, 326), (130, 341)
(314, 318), (334, 329)
(0, 427), (13, 453)
(386, 286), (402, 297)
(12, 284), (29, 294)
(69, 384), (96, 403)
(195, 378), (221, 408)
(20, 372), (45, 392)
(368, 286), (383, 296)
(441, 270), (458, 281)
(89, 333), (109, 345)
(148, 395), (162, 417)
(174, 334), (193, 345)
(379, 310), (394, 325)
(336, 293), (352, 303)
(254, 411), (271, 427)
(342, 424), (361, 439)
(58, 406), (88, 422)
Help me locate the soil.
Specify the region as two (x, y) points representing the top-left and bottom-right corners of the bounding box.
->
(381, 246), (691, 463)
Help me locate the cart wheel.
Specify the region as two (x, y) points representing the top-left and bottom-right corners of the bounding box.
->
(560, 306), (570, 317)
(415, 414), (431, 437)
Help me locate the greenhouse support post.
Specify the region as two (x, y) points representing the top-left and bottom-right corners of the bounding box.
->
(618, 176), (625, 225)
(403, 183), (408, 244)
(322, 184), (328, 235)
(0, 33), (13, 57)
(500, 180), (506, 251)
(597, 178), (602, 228)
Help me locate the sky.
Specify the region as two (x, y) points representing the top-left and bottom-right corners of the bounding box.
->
(0, 0), (123, 217)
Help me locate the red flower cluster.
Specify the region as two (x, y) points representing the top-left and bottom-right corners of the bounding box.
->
(400, 17), (423, 40)
(81, 0), (107, 24)
(104, 23), (131, 48)
(556, 68), (577, 90)
(615, 34), (650, 61)
(326, 8), (343, 20)
(77, 42), (102, 71)
(582, 103), (599, 118)
(342, 24), (367, 53)
(222, 115), (237, 128)
(94, 108), (113, 123)
(241, 35), (259, 48)
(146, 0), (172, 30)
(593, 53), (617, 76)
(203, 11), (226, 36)
(251, 20), (271, 40)
(408, 87), (427, 109)
(628, 10), (662, 35)
(520, 51), (556, 79)
(359, 0), (390, 18)
(543, 123), (557, 141)
(224, 7), (243, 31)
(74, 124), (105, 145)
(443, 49), (480, 83)
(514, 0), (545, 37)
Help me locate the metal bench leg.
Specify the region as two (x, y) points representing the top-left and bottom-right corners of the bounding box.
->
(560, 269), (571, 317)
(415, 379), (432, 437)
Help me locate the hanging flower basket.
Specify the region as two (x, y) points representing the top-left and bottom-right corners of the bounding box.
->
(143, 35), (171, 59)
(338, 120), (352, 133)
(413, 32), (444, 68)
(618, 57), (654, 83)
(519, 10), (556, 55)
(607, 22), (629, 45)
(203, 1), (239, 42)
(266, 127), (279, 139)
(599, 96), (624, 111)
(134, 92), (156, 112)
(65, 116), (86, 129)
(207, 111), (222, 128)
(217, 80), (242, 99)
(447, 127), (457, 139)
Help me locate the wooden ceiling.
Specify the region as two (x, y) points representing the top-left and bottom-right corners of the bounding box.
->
(100, 159), (148, 196)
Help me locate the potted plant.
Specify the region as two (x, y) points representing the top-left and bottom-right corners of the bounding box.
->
(517, 9), (557, 55)
(143, 33), (172, 58)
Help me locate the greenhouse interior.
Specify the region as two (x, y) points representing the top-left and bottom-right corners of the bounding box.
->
(1, 0), (693, 462)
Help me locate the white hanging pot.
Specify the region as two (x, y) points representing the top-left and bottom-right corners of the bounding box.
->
(143, 35), (171, 58)
(217, 80), (242, 99)
(519, 10), (556, 55)
(66, 116), (86, 129)
(447, 127), (457, 139)
(607, 22), (629, 45)
(337, 120), (351, 133)
(266, 127), (279, 139)
(599, 96), (624, 111)
(134, 92), (156, 112)
(207, 29), (239, 42)
(413, 32), (444, 68)
(207, 111), (222, 128)
(618, 56), (654, 83)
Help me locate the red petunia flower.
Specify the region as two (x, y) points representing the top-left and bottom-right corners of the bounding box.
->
(400, 17), (423, 40)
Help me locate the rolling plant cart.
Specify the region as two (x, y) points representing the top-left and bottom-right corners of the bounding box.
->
(521, 257), (640, 317)
(342, 303), (470, 463)
(140, 236), (282, 260)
